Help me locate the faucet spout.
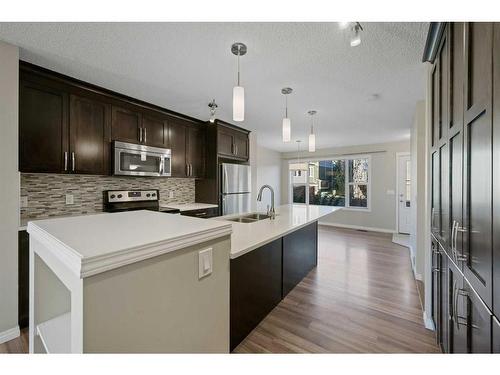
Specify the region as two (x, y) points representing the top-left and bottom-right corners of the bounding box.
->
(257, 185), (275, 219)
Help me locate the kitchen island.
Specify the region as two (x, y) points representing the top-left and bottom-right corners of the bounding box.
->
(27, 210), (232, 353)
(215, 204), (341, 350)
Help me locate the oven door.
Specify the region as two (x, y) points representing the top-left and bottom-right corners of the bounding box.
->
(114, 142), (171, 177)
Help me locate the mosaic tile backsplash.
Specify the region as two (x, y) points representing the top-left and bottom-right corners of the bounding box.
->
(20, 173), (195, 220)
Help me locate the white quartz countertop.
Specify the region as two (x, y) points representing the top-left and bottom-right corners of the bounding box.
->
(213, 204), (341, 259)
(161, 203), (218, 212)
(28, 210), (232, 278)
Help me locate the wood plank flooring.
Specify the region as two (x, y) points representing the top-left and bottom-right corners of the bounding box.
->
(1, 227), (439, 354)
(233, 226), (440, 353)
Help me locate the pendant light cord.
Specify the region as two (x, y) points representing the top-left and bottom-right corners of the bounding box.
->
(237, 48), (241, 86)
(285, 94), (288, 118)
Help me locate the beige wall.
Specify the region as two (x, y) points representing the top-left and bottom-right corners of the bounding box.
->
(0, 40), (19, 342)
(281, 140), (411, 232)
(83, 236), (231, 353)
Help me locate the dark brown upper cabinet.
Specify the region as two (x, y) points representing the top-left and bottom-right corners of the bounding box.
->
(142, 113), (167, 148)
(19, 79), (69, 173)
(217, 123), (249, 161)
(69, 95), (111, 175)
(168, 120), (187, 177)
(186, 125), (205, 178)
(111, 106), (142, 144)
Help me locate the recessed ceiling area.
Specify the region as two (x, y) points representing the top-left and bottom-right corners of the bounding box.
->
(0, 22), (428, 152)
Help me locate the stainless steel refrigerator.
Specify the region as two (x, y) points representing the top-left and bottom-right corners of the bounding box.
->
(221, 163), (252, 215)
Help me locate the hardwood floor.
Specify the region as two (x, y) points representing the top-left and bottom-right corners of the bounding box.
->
(234, 226), (440, 353)
(0, 329), (28, 354)
(1, 227), (439, 354)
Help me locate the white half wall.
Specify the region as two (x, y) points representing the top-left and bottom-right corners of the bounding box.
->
(281, 140), (410, 232)
(0, 40), (20, 342)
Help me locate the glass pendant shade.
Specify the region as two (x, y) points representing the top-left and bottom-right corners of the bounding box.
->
(282, 118), (291, 142)
(233, 86), (245, 122)
(309, 133), (316, 152)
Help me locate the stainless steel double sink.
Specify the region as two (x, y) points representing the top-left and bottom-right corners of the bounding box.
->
(226, 212), (273, 223)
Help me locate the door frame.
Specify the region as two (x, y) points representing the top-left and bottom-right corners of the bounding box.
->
(396, 152), (411, 234)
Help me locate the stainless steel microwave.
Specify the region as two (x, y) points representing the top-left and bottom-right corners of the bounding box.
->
(113, 141), (171, 177)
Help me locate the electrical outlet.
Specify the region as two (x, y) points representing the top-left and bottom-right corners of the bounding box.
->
(20, 196), (28, 208)
(65, 194), (74, 205)
(169, 191), (174, 199)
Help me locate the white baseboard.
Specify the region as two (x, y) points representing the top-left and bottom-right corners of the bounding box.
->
(422, 311), (435, 331)
(319, 221), (396, 234)
(0, 325), (20, 344)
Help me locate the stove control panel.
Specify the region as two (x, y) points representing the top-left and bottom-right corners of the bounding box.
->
(106, 190), (158, 203)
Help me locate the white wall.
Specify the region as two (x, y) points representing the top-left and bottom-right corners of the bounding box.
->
(281, 140), (410, 232)
(410, 100), (427, 280)
(0, 40), (20, 343)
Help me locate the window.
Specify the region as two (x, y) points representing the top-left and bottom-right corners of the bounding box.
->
(289, 156), (370, 210)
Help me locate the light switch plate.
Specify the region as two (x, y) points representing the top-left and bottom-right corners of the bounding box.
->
(20, 196), (28, 208)
(65, 194), (74, 205)
(198, 248), (213, 279)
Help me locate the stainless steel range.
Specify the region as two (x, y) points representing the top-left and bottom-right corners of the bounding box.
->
(103, 189), (180, 214)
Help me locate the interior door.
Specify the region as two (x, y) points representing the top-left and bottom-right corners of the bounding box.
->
(69, 95), (110, 175)
(463, 22), (494, 309)
(397, 154), (411, 234)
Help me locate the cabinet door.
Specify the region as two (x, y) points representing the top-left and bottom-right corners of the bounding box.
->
(19, 79), (68, 173)
(69, 95), (110, 175)
(217, 129), (234, 157)
(431, 239), (440, 331)
(186, 126), (205, 178)
(18, 231), (29, 329)
(463, 22), (494, 309)
(439, 144), (450, 250)
(492, 22), (500, 321)
(168, 121), (187, 177)
(111, 106), (141, 144)
(493, 316), (500, 353)
(462, 278), (492, 353)
(448, 260), (467, 353)
(282, 221), (318, 297)
(431, 151), (441, 236)
(142, 114), (167, 147)
(234, 132), (249, 160)
(439, 250), (449, 353)
(230, 238), (282, 351)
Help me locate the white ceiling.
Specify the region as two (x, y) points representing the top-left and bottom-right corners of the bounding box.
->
(0, 22), (428, 152)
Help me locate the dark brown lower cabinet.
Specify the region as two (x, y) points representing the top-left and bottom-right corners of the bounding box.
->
(493, 316), (500, 353)
(462, 278), (492, 353)
(180, 207), (218, 218)
(448, 260), (467, 353)
(230, 221), (319, 351)
(282, 222), (318, 297)
(18, 230), (29, 329)
(439, 248), (449, 353)
(230, 238), (282, 351)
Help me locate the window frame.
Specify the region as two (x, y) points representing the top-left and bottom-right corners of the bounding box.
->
(288, 154), (371, 212)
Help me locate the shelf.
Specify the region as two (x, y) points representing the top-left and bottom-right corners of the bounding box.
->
(36, 312), (71, 353)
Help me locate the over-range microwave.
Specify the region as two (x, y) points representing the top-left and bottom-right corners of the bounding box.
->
(113, 141), (171, 177)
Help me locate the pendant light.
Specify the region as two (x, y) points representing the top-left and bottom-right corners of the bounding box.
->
(208, 99), (218, 123)
(281, 87), (293, 142)
(231, 42), (247, 122)
(308, 110), (317, 153)
(350, 23), (363, 47)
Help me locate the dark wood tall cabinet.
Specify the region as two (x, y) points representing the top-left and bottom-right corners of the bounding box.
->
(428, 22), (499, 354)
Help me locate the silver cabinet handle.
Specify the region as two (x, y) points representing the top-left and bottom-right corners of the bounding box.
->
(64, 151), (68, 171)
(72, 152), (75, 172)
(235, 144), (238, 155)
(432, 268), (441, 273)
(186, 164), (189, 176)
(139, 127), (143, 143)
(189, 164), (192, 176)
(144, 127), (147, 144)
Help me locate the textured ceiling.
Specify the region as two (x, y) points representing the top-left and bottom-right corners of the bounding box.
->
(0, 22), (428, 152)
